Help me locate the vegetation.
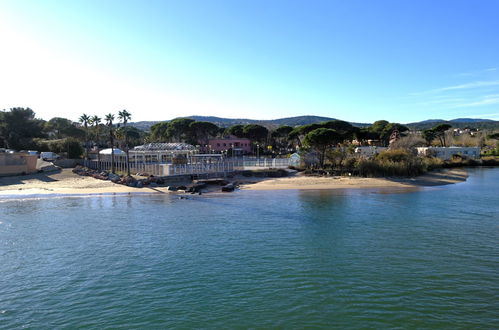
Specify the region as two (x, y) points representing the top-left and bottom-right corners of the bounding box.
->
(303, 128), (340, 168)
(2, 107), (499, 177)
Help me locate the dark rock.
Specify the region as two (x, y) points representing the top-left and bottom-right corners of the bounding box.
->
(221, 183), (236, 192)
(187, 182), (207, 193)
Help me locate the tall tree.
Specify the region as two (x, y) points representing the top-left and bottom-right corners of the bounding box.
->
(105, 113), (116, 173)
(91, 115), (102, 169)
(243, 124), (269, 143)
(79, 114), (91, 160)
(225, 124), (245, 138)
(167, 118), (195, 143)
(271, 125), (293, 154)
(150, 122), (170, 142)
(422, 129), (436, 146)
(0, 107), (45, 149)
(433, 124), (452, 147)
(45, 117), (84, 139)
(118, 110), (132, 176)
(323, 120), (357, 141)
(303, 128), (341, 168)
(190, 121), (219, 145)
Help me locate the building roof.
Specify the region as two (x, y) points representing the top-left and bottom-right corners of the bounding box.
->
(99, 148), (125, 155)
(132, 143), (197, 151)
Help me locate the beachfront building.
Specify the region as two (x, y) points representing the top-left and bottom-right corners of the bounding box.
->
(416, 146), (481, 160)
(130, 143), (198, 164)
(0, 152), (38, 176)
(354, 146), (388, 157)
(207, 137), (252, 156)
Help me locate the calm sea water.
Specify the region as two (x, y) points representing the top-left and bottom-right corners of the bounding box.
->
(1, 168), (498, 329)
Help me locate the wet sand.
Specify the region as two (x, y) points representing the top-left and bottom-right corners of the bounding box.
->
(0, 168), (468, 197)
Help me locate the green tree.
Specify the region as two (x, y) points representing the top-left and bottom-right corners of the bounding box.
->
(225, 124), (245, 138)
(167, 118), (195, 143)
(48, 137), (83, 159)
(105, 113), (116, 173)
(90, 115), (102, 169)
(271, 125), (294, 153)
(79, 114), (91, 160)
(45, 117), (84, 139)
(190, 121), (219, 144)
(0, 107), (45, 149)
(118, 109), (132, 176)
(303, 128), (341, 168)
(422, 129), (436, 146)
(149, 122), (170, 142)
(380, 123), (409, 146)
(243, 124), (269, 143)
(323, 120), (356, 141)
(434, 124), (452, 147)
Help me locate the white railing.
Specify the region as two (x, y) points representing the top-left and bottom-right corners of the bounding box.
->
(83, 156), (291, 176)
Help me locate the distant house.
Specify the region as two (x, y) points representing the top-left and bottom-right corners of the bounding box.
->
(354, 146), (388, 157)
(207, 136), (252, 155)
(416, 146), (481, 160)
(0, 152), (38, 176)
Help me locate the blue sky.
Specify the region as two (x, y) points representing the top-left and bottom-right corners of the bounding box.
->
(1, 0), (499, 123)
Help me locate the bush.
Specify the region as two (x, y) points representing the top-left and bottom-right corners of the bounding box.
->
(355, 149), (427, 177)
(42, 138), (83, 159)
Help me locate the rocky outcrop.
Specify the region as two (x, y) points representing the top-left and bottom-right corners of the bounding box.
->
(72, 166), (165, 188)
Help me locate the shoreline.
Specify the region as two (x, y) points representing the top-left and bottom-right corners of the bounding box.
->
(239, 168), (468, 191)
(0, 168), (469, 198)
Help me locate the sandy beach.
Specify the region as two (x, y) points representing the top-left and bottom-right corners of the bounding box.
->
(0, 169), (170, 196)
(0, 168), (468, 197)
(240, 168), (468, 191)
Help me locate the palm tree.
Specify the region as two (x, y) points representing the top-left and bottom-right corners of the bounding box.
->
(79, 113), (91, 163)
(105, 113), (115, 173)
(118, 110), (132, 176)
(91, 115), (102, 169)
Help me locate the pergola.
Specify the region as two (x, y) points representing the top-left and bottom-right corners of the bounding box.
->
(129, 143), (198, 164)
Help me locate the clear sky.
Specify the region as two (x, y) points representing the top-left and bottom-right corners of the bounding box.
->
(1, 0), (499, 123)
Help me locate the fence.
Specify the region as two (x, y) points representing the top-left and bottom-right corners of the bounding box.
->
(84, 156), (291, 177)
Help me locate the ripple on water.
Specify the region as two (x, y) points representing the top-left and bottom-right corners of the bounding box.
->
(0, 168), (498, 328)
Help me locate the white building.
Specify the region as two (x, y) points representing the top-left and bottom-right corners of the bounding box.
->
(354, 146), (388, 157)
(416, 147), (481, 160)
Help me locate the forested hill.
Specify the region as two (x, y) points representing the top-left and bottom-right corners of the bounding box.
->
(129, 115), (499, 131)
(406, 118), (499, 130)
(130, 115), (370, 130)
(187, 115), (343, 127)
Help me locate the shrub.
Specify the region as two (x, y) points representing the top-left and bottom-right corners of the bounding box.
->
(355, 149), (427, 177)
(46, 138), (83, 159)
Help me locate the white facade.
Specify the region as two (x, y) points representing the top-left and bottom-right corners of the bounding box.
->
(416, 147), (481, 160)
(354, 146), (388, 157)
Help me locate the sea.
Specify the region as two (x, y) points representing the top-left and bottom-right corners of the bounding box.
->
(1, 168), (498, 329)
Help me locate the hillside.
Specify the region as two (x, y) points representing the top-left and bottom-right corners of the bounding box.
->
(130, 115), (370, 131)
(129, 116), (499, 131)
(407, 119), (499, 131)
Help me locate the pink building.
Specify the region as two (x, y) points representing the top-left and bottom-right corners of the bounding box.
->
(207, 137), (252, 155)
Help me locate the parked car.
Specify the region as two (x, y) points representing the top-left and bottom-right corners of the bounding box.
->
(40, 152), (60, 161)
(20, 150), (38, 155)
